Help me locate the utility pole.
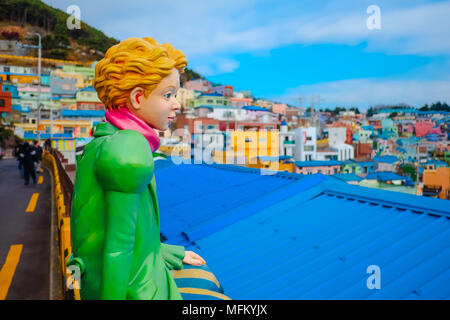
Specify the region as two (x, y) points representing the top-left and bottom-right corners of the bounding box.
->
(37, 32), (41, 143)
(297, 95), (304, 108)
(310, 94), (324, 127)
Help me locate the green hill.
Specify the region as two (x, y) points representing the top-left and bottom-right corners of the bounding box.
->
(0, 0), (202, 78)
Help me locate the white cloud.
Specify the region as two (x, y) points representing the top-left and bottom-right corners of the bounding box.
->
(192, 58), (240, 76)
(44, 0), (450, 57)
(275, 78), (450, 108)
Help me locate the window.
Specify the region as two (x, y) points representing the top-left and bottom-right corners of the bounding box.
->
(0, 99), (4, 107)
(304, 145), (314, 151)
(64, 127), (74, 134)
(208, 125), (215, 130)
(207, 99), (214, 104)
(80, 127), (87, 134)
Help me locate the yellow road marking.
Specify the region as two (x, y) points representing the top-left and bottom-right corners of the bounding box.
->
(37, 176), (43, 184)
(25, 193), (39, 213)
(0, 244), (23, 300)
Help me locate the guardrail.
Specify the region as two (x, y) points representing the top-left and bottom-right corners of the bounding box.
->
(42, 149), (80, 300)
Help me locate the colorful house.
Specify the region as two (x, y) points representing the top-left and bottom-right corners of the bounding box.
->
(415, 120), (435, 138)
(76, 86), (103, 110)
(210, 85), (234, 97)
(293, 160), (343, 175)
(0, 81), (12, 113)
(189, 93), (231, 108)
(373, 155), (399, 172)
(419, 167), (450, 200)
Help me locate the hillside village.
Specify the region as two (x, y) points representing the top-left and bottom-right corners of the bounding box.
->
(0, 56), (449, 200)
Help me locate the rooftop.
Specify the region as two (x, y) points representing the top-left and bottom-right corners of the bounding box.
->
(294, 160), (343, 167)
(155, 159), (450, 299)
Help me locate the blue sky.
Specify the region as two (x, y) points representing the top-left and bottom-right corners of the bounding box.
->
(43, 0), (450, 109)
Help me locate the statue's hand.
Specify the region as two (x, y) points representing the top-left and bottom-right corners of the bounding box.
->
(182, 251), (206, 266)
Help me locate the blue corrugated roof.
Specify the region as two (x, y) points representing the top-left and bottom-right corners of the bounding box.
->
(24, 132), (73, 139)
(257, 155), (292, 161)
(155, 160), (450, 299)
(155, 160), (314, 244)
(295, 160), (343, 167)
(365, 172), (407, 182)
(242, 106), (270, 112)
(373, 155), (399, 164)
(61, 109), (105, 117)
(79, 86), (96, 92)
(332, 173), (363, 182)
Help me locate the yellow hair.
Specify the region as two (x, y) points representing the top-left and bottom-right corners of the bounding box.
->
(93, 37), (187, 109)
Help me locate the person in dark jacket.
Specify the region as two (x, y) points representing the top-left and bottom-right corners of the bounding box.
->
(33, 140), (43, 173)
(15, 142), (25, 177)
(19, 142), (36, 185)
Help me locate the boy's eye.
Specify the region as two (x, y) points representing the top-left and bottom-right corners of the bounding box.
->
(164, 93), (172, 99)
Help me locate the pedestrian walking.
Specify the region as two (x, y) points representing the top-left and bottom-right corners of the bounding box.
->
(33, 140), (43, 173)
(19, 142), (37, 185)
(15, 142), (25, 178)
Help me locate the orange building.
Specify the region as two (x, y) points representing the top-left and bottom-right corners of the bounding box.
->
(420, 167), (450, 200)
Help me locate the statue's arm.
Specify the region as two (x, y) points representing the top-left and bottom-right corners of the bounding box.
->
(160, 243), (186, 270)
(95, 130), (154, 299)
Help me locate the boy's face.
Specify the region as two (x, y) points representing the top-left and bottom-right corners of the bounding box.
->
(130, 68), (181, 131)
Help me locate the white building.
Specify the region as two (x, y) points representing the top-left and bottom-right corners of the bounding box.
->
(293, 127), (317, 161)
(327, 127), (354, 161)
(279, 121), (296, 157)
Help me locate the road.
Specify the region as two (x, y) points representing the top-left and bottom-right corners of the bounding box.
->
(0, 158), (51, 300)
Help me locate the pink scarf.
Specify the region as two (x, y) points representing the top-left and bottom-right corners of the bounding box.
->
(105, 107), (161, 152)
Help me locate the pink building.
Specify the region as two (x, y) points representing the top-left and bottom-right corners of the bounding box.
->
(406, 123), (414, 134)
(271, 103), (288, 116)
(210, 85), (234, 97)
(184, 79), (212, 93)
(294, 163), (342, 175)
(415, 120), (434, 137)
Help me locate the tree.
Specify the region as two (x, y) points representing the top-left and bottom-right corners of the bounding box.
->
(419, 104), (429, 111)
(389, 112), (398, 119)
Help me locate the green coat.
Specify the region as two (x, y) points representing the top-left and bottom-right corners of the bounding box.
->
(70, 122), (185, 300)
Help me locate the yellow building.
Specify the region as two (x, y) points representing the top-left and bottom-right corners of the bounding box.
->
(0, 73), (38, 84)
(214, 130), (293, 172)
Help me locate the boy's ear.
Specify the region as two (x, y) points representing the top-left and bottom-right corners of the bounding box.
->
(129, 87), (145, 111)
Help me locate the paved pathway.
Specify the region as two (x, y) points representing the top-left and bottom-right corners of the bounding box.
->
(0, 159), (51, 300)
